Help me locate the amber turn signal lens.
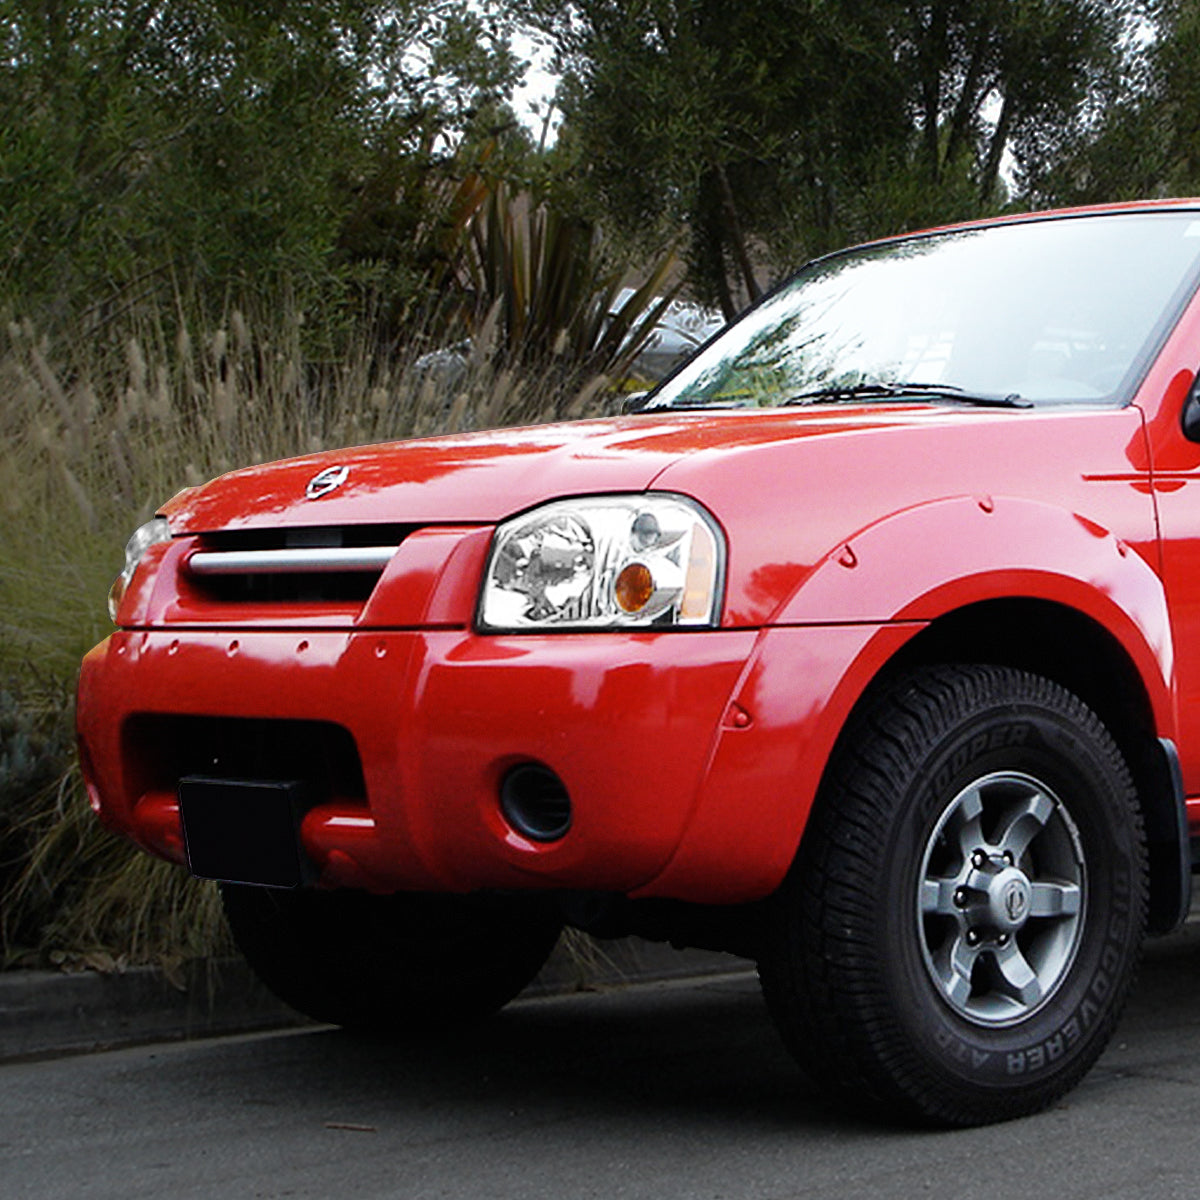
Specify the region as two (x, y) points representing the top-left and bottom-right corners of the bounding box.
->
(614, 562), (654, 612)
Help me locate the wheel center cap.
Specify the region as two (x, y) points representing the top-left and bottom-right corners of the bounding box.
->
(988, 868), (1032, 931)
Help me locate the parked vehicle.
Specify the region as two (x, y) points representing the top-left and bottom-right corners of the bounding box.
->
(412, 290), (724, 394)
(612, 287), (724, 380)
(78, 203), (1200, 1125)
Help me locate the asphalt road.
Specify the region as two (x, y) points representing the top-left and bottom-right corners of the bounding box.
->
(3, 924), (1200, 1200)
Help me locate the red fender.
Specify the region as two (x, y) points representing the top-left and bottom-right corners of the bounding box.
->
(640, 495), (1174, 904)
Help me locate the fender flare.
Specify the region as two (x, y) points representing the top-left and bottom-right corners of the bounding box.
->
(775, 494), (1173, 729)
(640, 495), (1178, 905)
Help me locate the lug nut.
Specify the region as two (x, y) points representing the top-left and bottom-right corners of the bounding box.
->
(1003, 851), (1015, 866)
(971, 850), (988, 869)
(966, 929), (980, 946)
(997, 933), (1009, 947)
(953, 888), (968, 908)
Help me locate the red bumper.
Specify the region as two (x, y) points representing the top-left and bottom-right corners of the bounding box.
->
(78, 619), (924, 903)
(78, 627), (759, 896)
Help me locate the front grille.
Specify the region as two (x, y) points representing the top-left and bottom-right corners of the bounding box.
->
(122, 715), (367, 803)
(184, 525), (408, 605)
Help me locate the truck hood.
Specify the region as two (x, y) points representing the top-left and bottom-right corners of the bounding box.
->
(162, 405), (972, 532)
(159, 400), (1148, 628)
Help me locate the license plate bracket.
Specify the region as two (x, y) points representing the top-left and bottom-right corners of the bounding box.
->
(178, 776), (314, 889)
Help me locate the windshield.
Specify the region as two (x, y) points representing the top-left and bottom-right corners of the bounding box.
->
(648, 212), (1200, 410)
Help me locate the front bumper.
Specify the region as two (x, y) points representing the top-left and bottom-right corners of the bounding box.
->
(77, 626), (760, 898)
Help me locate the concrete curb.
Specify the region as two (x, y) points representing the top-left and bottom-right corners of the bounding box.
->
(0, 939), (748, 1063)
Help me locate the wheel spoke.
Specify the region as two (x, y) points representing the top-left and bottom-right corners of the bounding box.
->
(936, 934), (980, 1007)
(921, 877), (962, 915)
(1028, 880), (1082, 918)
(995, 790), (1055, 863)
(994, 940), (1043, 1008)
(951, 786), (985, 861)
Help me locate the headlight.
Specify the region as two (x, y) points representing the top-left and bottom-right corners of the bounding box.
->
(478, 495), (724, 631)
(107, 517), (172, 622)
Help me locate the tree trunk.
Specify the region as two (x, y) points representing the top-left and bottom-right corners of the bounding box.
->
(694, 172), (738, 322)
(916, 3), (947, 183)
(945, 25), (993, 169)
(714, 160), (761, 307)
(979, 93), (1013, 204)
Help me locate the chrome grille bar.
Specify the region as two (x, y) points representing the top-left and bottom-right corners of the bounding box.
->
(187, 546), (397, 576)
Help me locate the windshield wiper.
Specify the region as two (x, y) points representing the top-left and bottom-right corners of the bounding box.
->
(782, 382), (1032, 409)
(633, 395), (751, 412)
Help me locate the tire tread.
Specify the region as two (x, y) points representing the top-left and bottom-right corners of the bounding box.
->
(758, 664), (1147, 1126)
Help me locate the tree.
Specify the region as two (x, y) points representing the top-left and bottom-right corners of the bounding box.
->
(894, 1), (1128, 203)
(531, 1), (909, 317)
(1033, 1), (1200, 206)
(531, 0), (1133, 315)
(0, 2), (523, 325)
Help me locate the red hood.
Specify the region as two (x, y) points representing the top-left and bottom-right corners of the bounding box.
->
(161, 406), (960, 532)
(158, 401), (1147, 628)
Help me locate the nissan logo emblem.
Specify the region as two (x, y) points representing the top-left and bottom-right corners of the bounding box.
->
(305, 465), (350, 500)
(1003, 880), (1028, 923)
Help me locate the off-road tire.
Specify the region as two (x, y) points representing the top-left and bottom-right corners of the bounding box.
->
(221, 884), (563, 1029)
(758, 665), (1148, 1126)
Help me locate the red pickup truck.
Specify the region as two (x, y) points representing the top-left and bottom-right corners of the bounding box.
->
(78, 202), (1200, 1126)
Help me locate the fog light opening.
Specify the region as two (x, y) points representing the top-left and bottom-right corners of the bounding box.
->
(500, 764), (572, 843)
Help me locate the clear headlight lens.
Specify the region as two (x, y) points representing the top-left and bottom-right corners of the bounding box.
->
(107, 517), (172, 622)
(479, 495), (724, 631)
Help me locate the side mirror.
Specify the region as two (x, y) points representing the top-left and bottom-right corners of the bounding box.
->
(1183, 377), (1200, 442)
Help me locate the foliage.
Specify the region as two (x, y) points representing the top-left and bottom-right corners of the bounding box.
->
(1032, 1), (1200, 206)
(893, 1), (1130, 204)
(456, 180), (679, 399)
(4, 760), (232, 972)
(0, 683), (76, 943)
(531, 0), (1136, 316)
(530, 1), (901, 316)
(0, 1), (524, 326)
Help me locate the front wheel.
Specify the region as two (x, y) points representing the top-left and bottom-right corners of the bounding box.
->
(222, 884), (563, 1030)
(758, 665), (1148, 1126)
